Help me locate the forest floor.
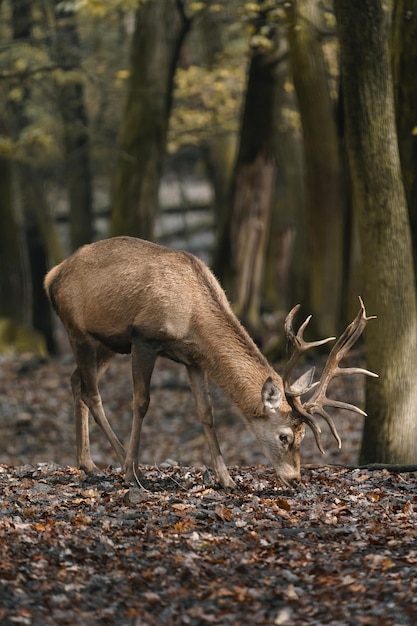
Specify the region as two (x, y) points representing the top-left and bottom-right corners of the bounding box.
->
(0, 351), (416, 625)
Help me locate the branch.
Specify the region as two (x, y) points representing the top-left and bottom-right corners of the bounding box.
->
(305, 463), (417, 473)
(0, 65), (59, 80)
(347, 463), (417, 472)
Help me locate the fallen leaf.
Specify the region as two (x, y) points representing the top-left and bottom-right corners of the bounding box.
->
(214, 505), (233, 522)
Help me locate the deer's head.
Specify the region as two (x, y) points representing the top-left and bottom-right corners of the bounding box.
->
(249, 298), (377, 488)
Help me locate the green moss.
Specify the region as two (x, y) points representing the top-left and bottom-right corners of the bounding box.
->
(0, 318), (47, 356)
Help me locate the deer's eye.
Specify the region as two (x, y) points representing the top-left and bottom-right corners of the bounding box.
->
(279, 434), (289, 444)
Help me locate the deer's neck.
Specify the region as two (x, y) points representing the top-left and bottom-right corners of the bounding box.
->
(193, 312), (277, 417)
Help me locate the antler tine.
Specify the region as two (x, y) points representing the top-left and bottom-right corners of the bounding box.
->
(289, 394), (341, 454)
(283, 304), (335, 392)
(322, 398), (367, 416)
(303, 414), (325, 454)
(323, 296), (376, 368)
(305, 297), (377, 447)
(308, 297), (377, 405)
(311, 406), (342, 448)
(284, 297), (377, 453)
(283, 304), (337, 455)
(289, 396), (325, 454)
(335, 366), (378, 379)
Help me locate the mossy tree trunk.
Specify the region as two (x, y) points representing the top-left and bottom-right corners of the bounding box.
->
(194, 8), (238, 279)
(111, 0), (190, 240)
(391, 0), (417, 275)
(286, 0), (345, 337)
(336, 0), (417, 463)
(53, 0), (94, 251)
(221, 8), (285, 331)
(0, 155), (28, 324)
(264, 51), (306, 318)
(10, 0), (57, 353)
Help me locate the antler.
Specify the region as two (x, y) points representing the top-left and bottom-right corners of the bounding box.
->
(283, 297), (378, 454)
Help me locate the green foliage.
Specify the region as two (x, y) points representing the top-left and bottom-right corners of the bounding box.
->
(168, 62), (246, 152)
(0, 318), (47, 356)
(167, 1), (257, 153)
(0, 0), (133, 174)
(1, 0), (302, 171)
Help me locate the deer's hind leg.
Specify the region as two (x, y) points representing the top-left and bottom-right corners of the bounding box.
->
(71, 340), (125, 473)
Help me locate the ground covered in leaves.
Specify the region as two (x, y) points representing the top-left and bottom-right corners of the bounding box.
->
(1, 464), (416, 625)
(0, 354), (416, 625)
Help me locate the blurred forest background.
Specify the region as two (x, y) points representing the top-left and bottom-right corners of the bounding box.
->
(1, 0), (417, 465)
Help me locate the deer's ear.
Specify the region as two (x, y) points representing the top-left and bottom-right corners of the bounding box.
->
(261, 377), (282, 411)
(290, 367), (316, 395)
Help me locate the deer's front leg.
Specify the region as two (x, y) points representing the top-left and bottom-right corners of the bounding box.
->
(187, 365), (236, 489)
(124, 340), (157, 484)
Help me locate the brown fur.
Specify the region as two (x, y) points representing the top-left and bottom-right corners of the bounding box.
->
(45, 236), (302, 488)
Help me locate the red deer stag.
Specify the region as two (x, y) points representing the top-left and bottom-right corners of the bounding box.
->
(44, 236), (376, 488)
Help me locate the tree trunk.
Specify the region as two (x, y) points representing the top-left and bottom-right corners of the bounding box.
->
(335, 0), (417, 463)
(224, 16), (285, 330)
(20, 166), (60, 354)
(265, 51), (306, 317)
(54, 1), (94, 250)
(231, 153), (275, 329)
(0, 156), (28, 324)
(111, 0), (190, 240)
(10, 0), (57, 353)
(391, 0), (417, 275)
(196, 9), (237, 278)
(205, 133), (237, 276)
(287, 0), (345, 337)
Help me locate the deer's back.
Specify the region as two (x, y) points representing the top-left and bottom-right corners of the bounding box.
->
(45, 237), (232, 351)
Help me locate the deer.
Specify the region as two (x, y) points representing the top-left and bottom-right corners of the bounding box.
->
(44, 236), (377, 488)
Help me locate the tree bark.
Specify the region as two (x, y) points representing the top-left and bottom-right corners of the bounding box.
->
(391, 0), (417, 275)
(0, 155), (28, 324)
(10, 0), (57, 353)
(111, 0), (190, 240)
(264, 53), (306, 317)
(54, 1), (94, 250)
(287, 0), (345, 338)
(231, 152), (275, 329)
(335, 0), (417, 463)
(224, 14), (284, 330)
(196, 8), (237, 280)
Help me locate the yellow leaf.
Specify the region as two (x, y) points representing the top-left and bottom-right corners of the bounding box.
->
(14, 58), (28, 72)
(189, 2), (206, 11)
(173, 519), (196, 533)
(8, 87), (24, 102)
(71, 513), (92, 526)
(245, 3), (261, 12)
(382, 558), (395, 571)
(116, 69), (130, 80)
